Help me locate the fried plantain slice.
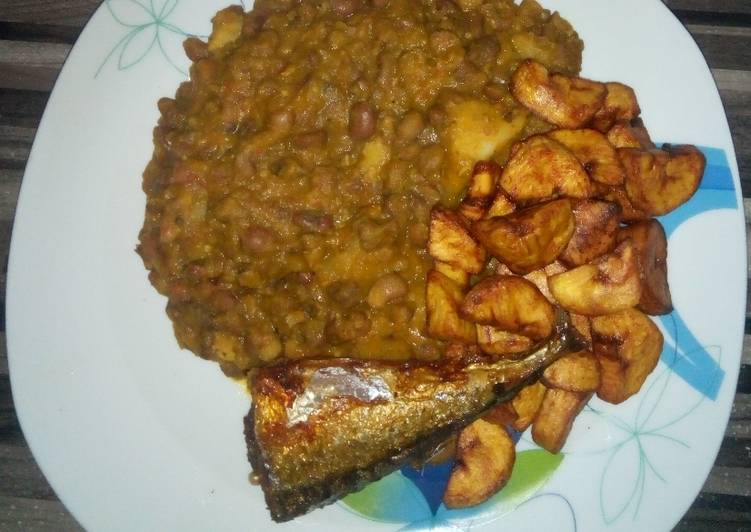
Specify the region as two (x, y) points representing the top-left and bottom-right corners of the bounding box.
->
(532, 388), (591, 454)
(459, 161), (503, 221)
(559, 199), (622, 267)
(500, 135), (593, 204)
(444, 420), (515, 509)
(476, 325), (535, 356)
(542, 350), (601, 393)
(511, 381), (547, 432)
(620, 144), (705, 216)
(426, 270), (476, 343)
(434, 261), (470, 289)
(606, 118), (655, 149)
(591, 308), (663, 404)
(592, 183), (650, 222)
(547, 128), (625, 186)
(590, 82), (641, 133)
(511, 59), (607, 128)
(428, 207), (487, 274)
(617, 220), (672, 315)
(460, 275), (556, 340)
(548, 239), (641, 316)
(472, 199), (575, 275)
(485, 189), (517, 219)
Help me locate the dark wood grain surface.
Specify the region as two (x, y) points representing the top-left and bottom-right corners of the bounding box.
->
(0, 1), (749, 530)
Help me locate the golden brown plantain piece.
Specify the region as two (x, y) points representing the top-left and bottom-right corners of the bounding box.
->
(606, 118), (655, 150)
(429, 207), (487, 274)
(472, 199), (575, 275)
(483, 402), (518, 427)
(593, 183), (650, 222)
(485, 189), (517, 218)
(591, 308), (663, 404)
(617, 220), (672, 315)
(510, 59), (607, 129)
(476, 325), (535, 356)
(620, 144), (705, 216)
(590, 82), (641, 133)
(547, 128), (625, 186)
(460, 275), (556, 340)
(426, 270), (476, 343)
(571, 314), (592, 345)
(542, 350), (601, 393)
(548, 239), (641, 316)
(444, 420), (515, 509)
(511, 381), (547, 432)
(499, 135), (593, 204)
(459, 161), (503, 221)
(435, 261), (470, 289)
(559, 199), (622, 267)
(532, 388), (591, 453)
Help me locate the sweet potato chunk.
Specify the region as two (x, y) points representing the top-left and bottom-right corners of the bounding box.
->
(459, 161), (502, 221)
(500, 135), (593, 204)
(472, 199), (575, 275)
(559, 199), (622, 266)
(476, 325), (534, 356)
(548, 239), (641, 316)
(428, 207), (486, 274)
(617, 220), (672, 315)
(426, 270), (476, 343)
(591, 308), (663, 404)
(542, 350), (601, 393)
(460, 275), (555, 340)
(523, 261), (566, 303)
(511, 59), (607, 129)
(621, 145), (705, 216)
(511, 381), (546, 432)
(444, 420), (515, 508)
(532, 388), (591, 453)
(547, 129), (625, 186)
(590, 83), (641, 133)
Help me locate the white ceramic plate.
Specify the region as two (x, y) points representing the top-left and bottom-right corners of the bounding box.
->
(7, 1), (746, 531)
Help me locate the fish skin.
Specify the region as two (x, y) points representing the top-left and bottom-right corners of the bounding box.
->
(245, 310), (584, 522)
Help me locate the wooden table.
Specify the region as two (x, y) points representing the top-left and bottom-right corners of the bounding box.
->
(0, 1), (749, 530)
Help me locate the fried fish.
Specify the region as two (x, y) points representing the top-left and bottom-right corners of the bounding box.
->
(245, 310), (584, 522)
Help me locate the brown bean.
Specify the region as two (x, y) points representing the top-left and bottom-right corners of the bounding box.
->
(396, 111), (424, 143)
(242, 225), (275, 253)
(430, 30), (460, 54)
(389, 303), (415, 324)
(349, 101), (378, 140)
(268, 109), (295, 132)
(428, 105), (447, 127)
(467, 37), (500, 67)
(372, 0), (389, 7)
(325, 311), (372, 344)
(367, 273), (408, 308)
(294, 130), (328, 149)
(408, 221), (429, 247)
(183, 37), (209, 62)
(418, 144), (444, 175)
(332, 0), (362, 17)
(357, 219), (397, 251)
(326, 281), (363, 309)
(292, 210), (334, 232)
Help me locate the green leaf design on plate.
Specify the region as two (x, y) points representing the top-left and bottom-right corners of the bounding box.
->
(340, 471), (432, 524)
(437, 449), (564, 526)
